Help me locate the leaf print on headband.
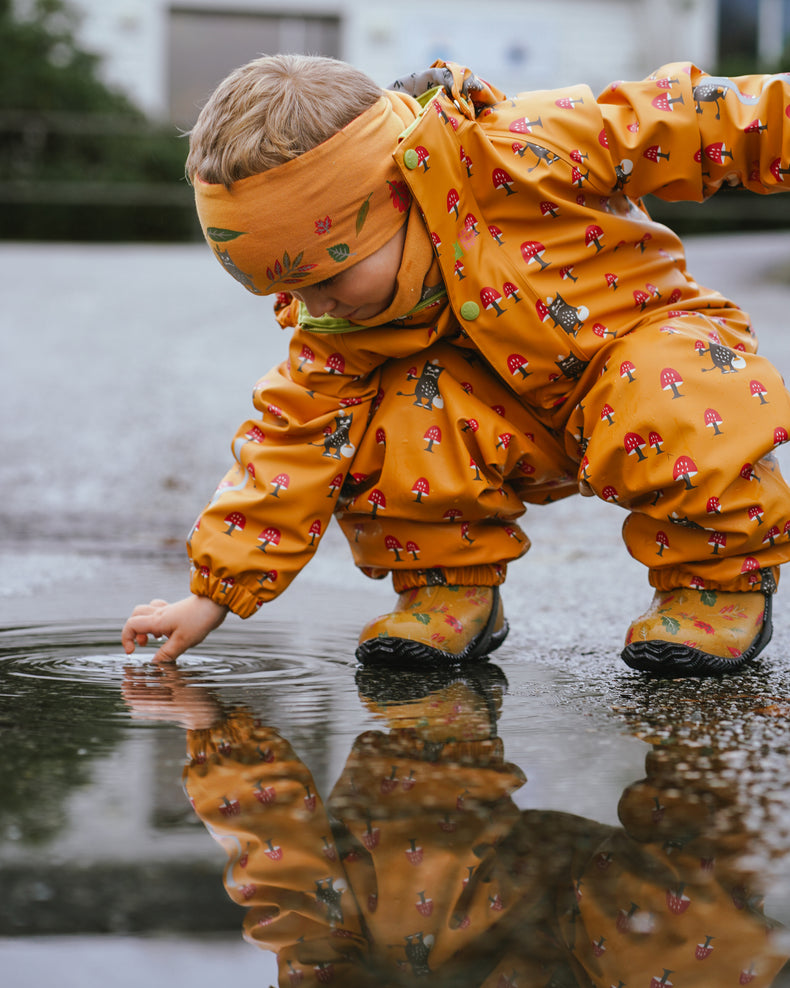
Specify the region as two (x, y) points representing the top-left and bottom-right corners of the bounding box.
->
(314, 216), (332, 235)
(327, 243), (356, 263)
(356, 193), (373, 235)
(263, 250), (318, 291)
(207, 227), (247, 242)
(387, 179), (411, 213)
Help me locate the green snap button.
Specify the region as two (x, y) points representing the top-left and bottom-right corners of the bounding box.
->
(403, 148), (420, 170)
(460, 301), (480, 320)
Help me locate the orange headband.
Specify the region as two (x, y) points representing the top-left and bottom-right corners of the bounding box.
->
(194, 90), (421, 296)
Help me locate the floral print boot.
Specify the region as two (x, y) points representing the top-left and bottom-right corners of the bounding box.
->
(622, 585), (773, 676)
(356, 584), (508, 666)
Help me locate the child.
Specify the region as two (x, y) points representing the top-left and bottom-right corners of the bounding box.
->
(122, 54), (790, 676)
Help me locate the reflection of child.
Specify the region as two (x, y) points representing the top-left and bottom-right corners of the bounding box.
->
(122, 54), (790, 675)
(124, 666), (787, 986)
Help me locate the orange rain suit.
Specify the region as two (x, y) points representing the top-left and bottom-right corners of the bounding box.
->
(188, 62), (790, 618)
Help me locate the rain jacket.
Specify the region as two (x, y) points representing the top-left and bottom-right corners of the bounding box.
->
(188, 62), (790, 617)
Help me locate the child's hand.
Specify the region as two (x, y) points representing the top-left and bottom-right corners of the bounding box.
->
(122, 594), (228, 663)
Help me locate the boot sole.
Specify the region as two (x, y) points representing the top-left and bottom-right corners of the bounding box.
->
(621, 591), (773, 676)
(356, 587), (509, 667)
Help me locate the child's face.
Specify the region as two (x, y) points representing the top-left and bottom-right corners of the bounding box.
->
(291, 225), (406, 322)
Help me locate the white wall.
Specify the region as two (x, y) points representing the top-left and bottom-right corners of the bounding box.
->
(63, 0), (720, 122)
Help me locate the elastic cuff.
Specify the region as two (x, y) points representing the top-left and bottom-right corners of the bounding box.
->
(648, 565), (779, 594)
(392, 564), (507, 593)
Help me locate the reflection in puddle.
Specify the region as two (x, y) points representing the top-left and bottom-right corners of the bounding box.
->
(2, 624), (790, 985)
(127, 663), (788, 986)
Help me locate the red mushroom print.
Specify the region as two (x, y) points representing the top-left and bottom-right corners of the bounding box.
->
(535, 298), (550, 321)
(620, 359), (636, 382)
(470, 457), (483, 481)
(324, 352), (345, 374)
(695, 935), (715, 961)
(707, 496), (722, 514)
(297, 344), (314, 372)
(430, 231), (442, 254)
(412, 477), (430, 502)
(520, 240), (550, 270)
(453, 259), (466, 280)
(741, 556), (761, 578)
(585, 224), (604, 252)
(750, 379), (768, 404)
(770, 157), (790, 182)
(709, 531), (727, 554)
(559, 264), (578, 283)
(673, 455), (698, 489)
(774, 426), (789, 445)
(488, 224), (505, 245)
(492, 167), (516, 195)
(270, 472), (290, 497)
(509, 114), (542, 136)
(446, 188), (460, 218)
(656, 530), (669, 555)
(748, 504), (764, 525)
(308, 519), (322, 546)
(257, 526), (281, 552)
(463, 213), (480, 237)
(605, 272), (619, 290)
(591, 321), (614, 339)
(661, 367), (684, 398)
(648, 430), (664, 454)
(704, 408), (723, 435)
(600, 403), (615, 425)
(496, 432), (513, 450)
(327, 473), (343, 498)
(653, 91), (685, 111)
(480, 286), (505, 316)
(368, 489), (386, 517)
(555, 95), (584, 109)
(424, 425), (441, 452)
(624, 432), (647, 461)
(704, 141), (734, 164)
(507, 353), (531, 379)
(540, 200), (559, 218)
(385, 535), (404, 562)
(643, 144), (670, 163)
(602, 485), (618, 502)
(404, 540), (420, 561)
(740, 462), (758, 482)
(414, 145), (430, 171)
(223, 511), (246, 535)
(503, 282), (522, 303)
(443, 508), (463, 523)
(633, 289), (650, 311)
(375, 427), (386, 446)
(763, 525), (780, 547)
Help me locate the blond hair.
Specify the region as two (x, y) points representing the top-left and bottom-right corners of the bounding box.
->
(186, 53), (384, 186)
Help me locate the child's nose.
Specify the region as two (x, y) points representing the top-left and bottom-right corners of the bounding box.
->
(300, 287), (336, 318)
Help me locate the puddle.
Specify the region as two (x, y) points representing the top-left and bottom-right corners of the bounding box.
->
(2, 616), (790, 986)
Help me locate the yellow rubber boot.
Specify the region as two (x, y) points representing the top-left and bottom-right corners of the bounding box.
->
(622, 586), (773, 676)
(356, 584), (508, 666)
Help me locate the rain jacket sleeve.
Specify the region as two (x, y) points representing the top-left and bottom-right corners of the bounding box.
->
(432, 58), (790, 203)
(591, 62), (790, 202)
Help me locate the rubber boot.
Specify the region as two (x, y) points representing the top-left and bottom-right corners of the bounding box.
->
(621, 585), (773, 676)
(356, 584), (508, 666)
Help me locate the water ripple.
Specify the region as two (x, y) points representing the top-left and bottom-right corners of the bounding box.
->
(0, 620), (352, 689)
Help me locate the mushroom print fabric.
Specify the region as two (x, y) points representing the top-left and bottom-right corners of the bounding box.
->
(187, 61), (790, 616)
(182, 705), (787, 986)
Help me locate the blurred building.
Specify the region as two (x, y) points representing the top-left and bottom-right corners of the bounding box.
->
(64, 0), (733, 127)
